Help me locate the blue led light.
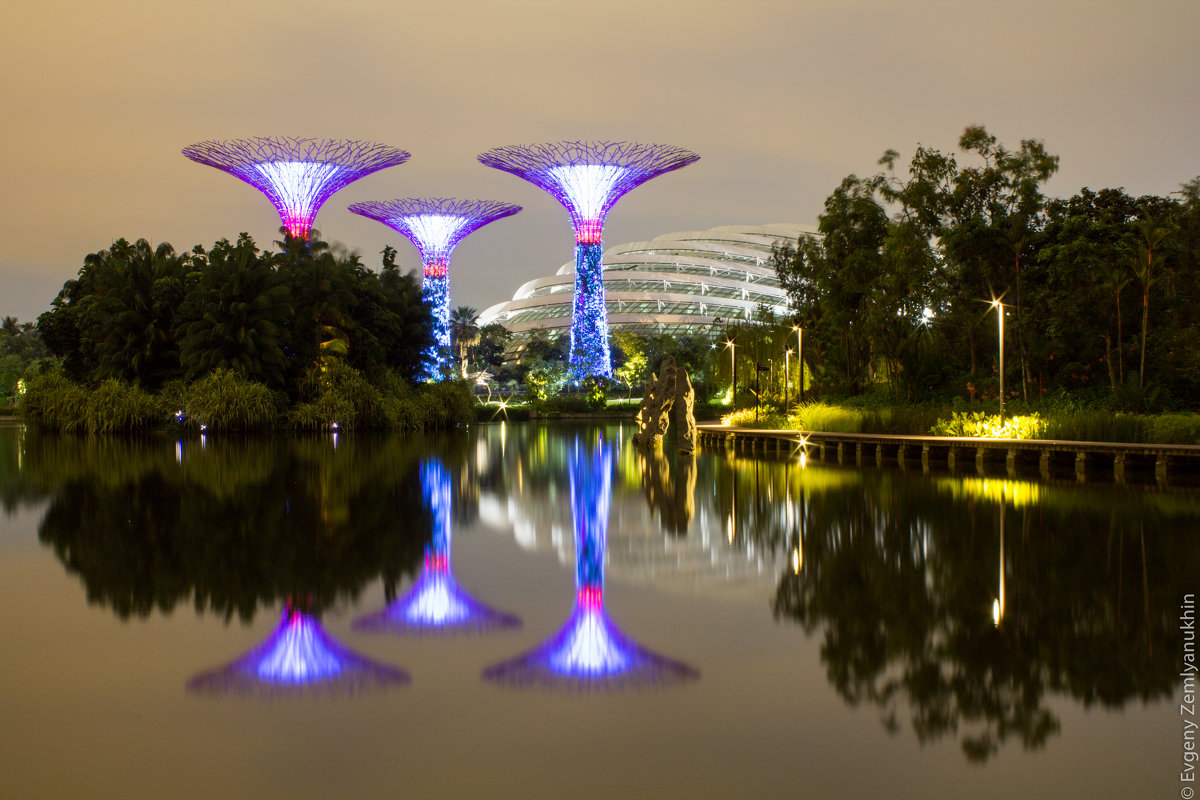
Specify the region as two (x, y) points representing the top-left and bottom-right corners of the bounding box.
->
(353, 459), (522, 635)
(481, 435), (699, 690)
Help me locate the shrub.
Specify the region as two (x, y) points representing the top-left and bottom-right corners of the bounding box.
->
(1039, 411), (1145, 443)
(289, 362), (389, 431)
(1146, 414), (1200, 445)
(19, 372), (89, 433)
(184, 368), (278, 432)
(585, 377), (609, 411)
(416, 380), (474, 429)
(84, 379), (163, 434)
(930, 411), (1047, 439)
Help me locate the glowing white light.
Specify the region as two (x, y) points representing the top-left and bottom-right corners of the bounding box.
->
(252, 160), (342, 229)
(792, 547), (801, 574)
(547, 164), (631, 222)
(404, 575), (470, 625)
(256, 615), (343, 682)
(550, 607), (629, 674)
(405, 214), (472, 256)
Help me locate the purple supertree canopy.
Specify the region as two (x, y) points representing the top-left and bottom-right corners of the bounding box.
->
(347, 198), (521, 264)
(477, 141), (699, 242)
(182, 137), (410, 240)
(348, 198), (521, 380)
(187, 602), (410, 698)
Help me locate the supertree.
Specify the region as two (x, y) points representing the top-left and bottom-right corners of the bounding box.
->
(478, 141), (699, 381)
(482, 435), (699, 691)
(353, 458), (521, 634)
(182, 137), (410, 241)
(348, 198), (521, 380)
(187, 599), (410, 698)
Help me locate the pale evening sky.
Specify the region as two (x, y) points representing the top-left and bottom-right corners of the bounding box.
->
(1, 0), (1196, 323)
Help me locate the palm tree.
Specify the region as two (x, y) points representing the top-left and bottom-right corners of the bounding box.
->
(1099, 263), (1131, 388)
(449, 306), (480, 379)
(1130, 216), (1171, 389)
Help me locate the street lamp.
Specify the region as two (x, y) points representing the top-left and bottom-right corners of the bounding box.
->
(724, 339), (737, 407)
(792, 325), (804, 403)
(784, 348), (792, 416)
(991, 299), (1005, 419)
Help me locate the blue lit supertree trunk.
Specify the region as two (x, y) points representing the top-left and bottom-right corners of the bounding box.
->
(182, 137), (410, 242)
(482, 434), (699, 690)
(571, 238), (611, 381)
(349, 198), (521, 381)
(353, 458), (521, 634)
(478, 142), (700, 382)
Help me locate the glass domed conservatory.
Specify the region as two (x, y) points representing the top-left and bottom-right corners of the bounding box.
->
(478, 223), (819, 357)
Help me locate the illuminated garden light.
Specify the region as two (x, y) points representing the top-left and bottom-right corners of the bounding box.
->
(187, 601), (410, 697)
(353, 459), (521, 634)
(482, 436), (699, 690)
(478, 141), (699, 381)
(182, 137), (410, 240)
(349, 198), (520, 380)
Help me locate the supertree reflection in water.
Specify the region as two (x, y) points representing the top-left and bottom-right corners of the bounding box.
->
(353, 459), (521, 634)
(483, 435), (698, 690)
(187, 599), (410, 698)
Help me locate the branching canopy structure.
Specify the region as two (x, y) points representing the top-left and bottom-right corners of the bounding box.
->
(477, 141), (699, 244)
(477, 141), (699, 380)
(482, 436), (699, 691)
(348, 199), (521, 379)
(353, 459), (521, 634)
(187, 602), (410, 698)
(182, 137), (410, 240)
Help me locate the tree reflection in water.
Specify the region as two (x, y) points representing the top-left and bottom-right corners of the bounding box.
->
(353, 457), (521, 634)
(29, 432), (429, 621)
(23, 430), (430, 694)
(710, 453), (1199, 761)
(483, 433), (699, 690)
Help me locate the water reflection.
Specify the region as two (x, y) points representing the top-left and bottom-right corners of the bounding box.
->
(721, 457), (1198, 762)
(353, 458), (521, 634)
(483, 434), (699, 690)
(188, 598), (410, 697)
(25, 431), (429, 620)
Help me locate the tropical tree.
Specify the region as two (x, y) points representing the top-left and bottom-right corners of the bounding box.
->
(1130, 215), (1171, 388)
(176, 234), (291, 388)
(449, 306), (479, 378)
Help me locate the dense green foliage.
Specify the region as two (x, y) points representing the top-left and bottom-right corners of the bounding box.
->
(772, 126), (1200, 411)
(19, 364), (474, 435)
(38, 231), (434, 397)
(0, 316), (52, 405)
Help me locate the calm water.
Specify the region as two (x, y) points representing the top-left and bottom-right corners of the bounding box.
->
(0, 420), (1194, 799)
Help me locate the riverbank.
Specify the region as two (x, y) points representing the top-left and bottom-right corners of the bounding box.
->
(699, 424), (1200, 486)
(720, 402), (1200, 446)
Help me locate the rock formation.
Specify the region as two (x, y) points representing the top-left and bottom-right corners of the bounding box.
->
(633, 356), (697, 453)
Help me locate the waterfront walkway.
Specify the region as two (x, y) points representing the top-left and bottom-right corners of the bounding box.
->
(697, 424), (1200, 485)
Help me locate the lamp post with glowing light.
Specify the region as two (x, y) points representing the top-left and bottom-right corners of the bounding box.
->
(725, 339), (737, 407)
(992, 299), (1005, 420)
(793, 325), (804, 403)
(784, 348), (792, 415)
